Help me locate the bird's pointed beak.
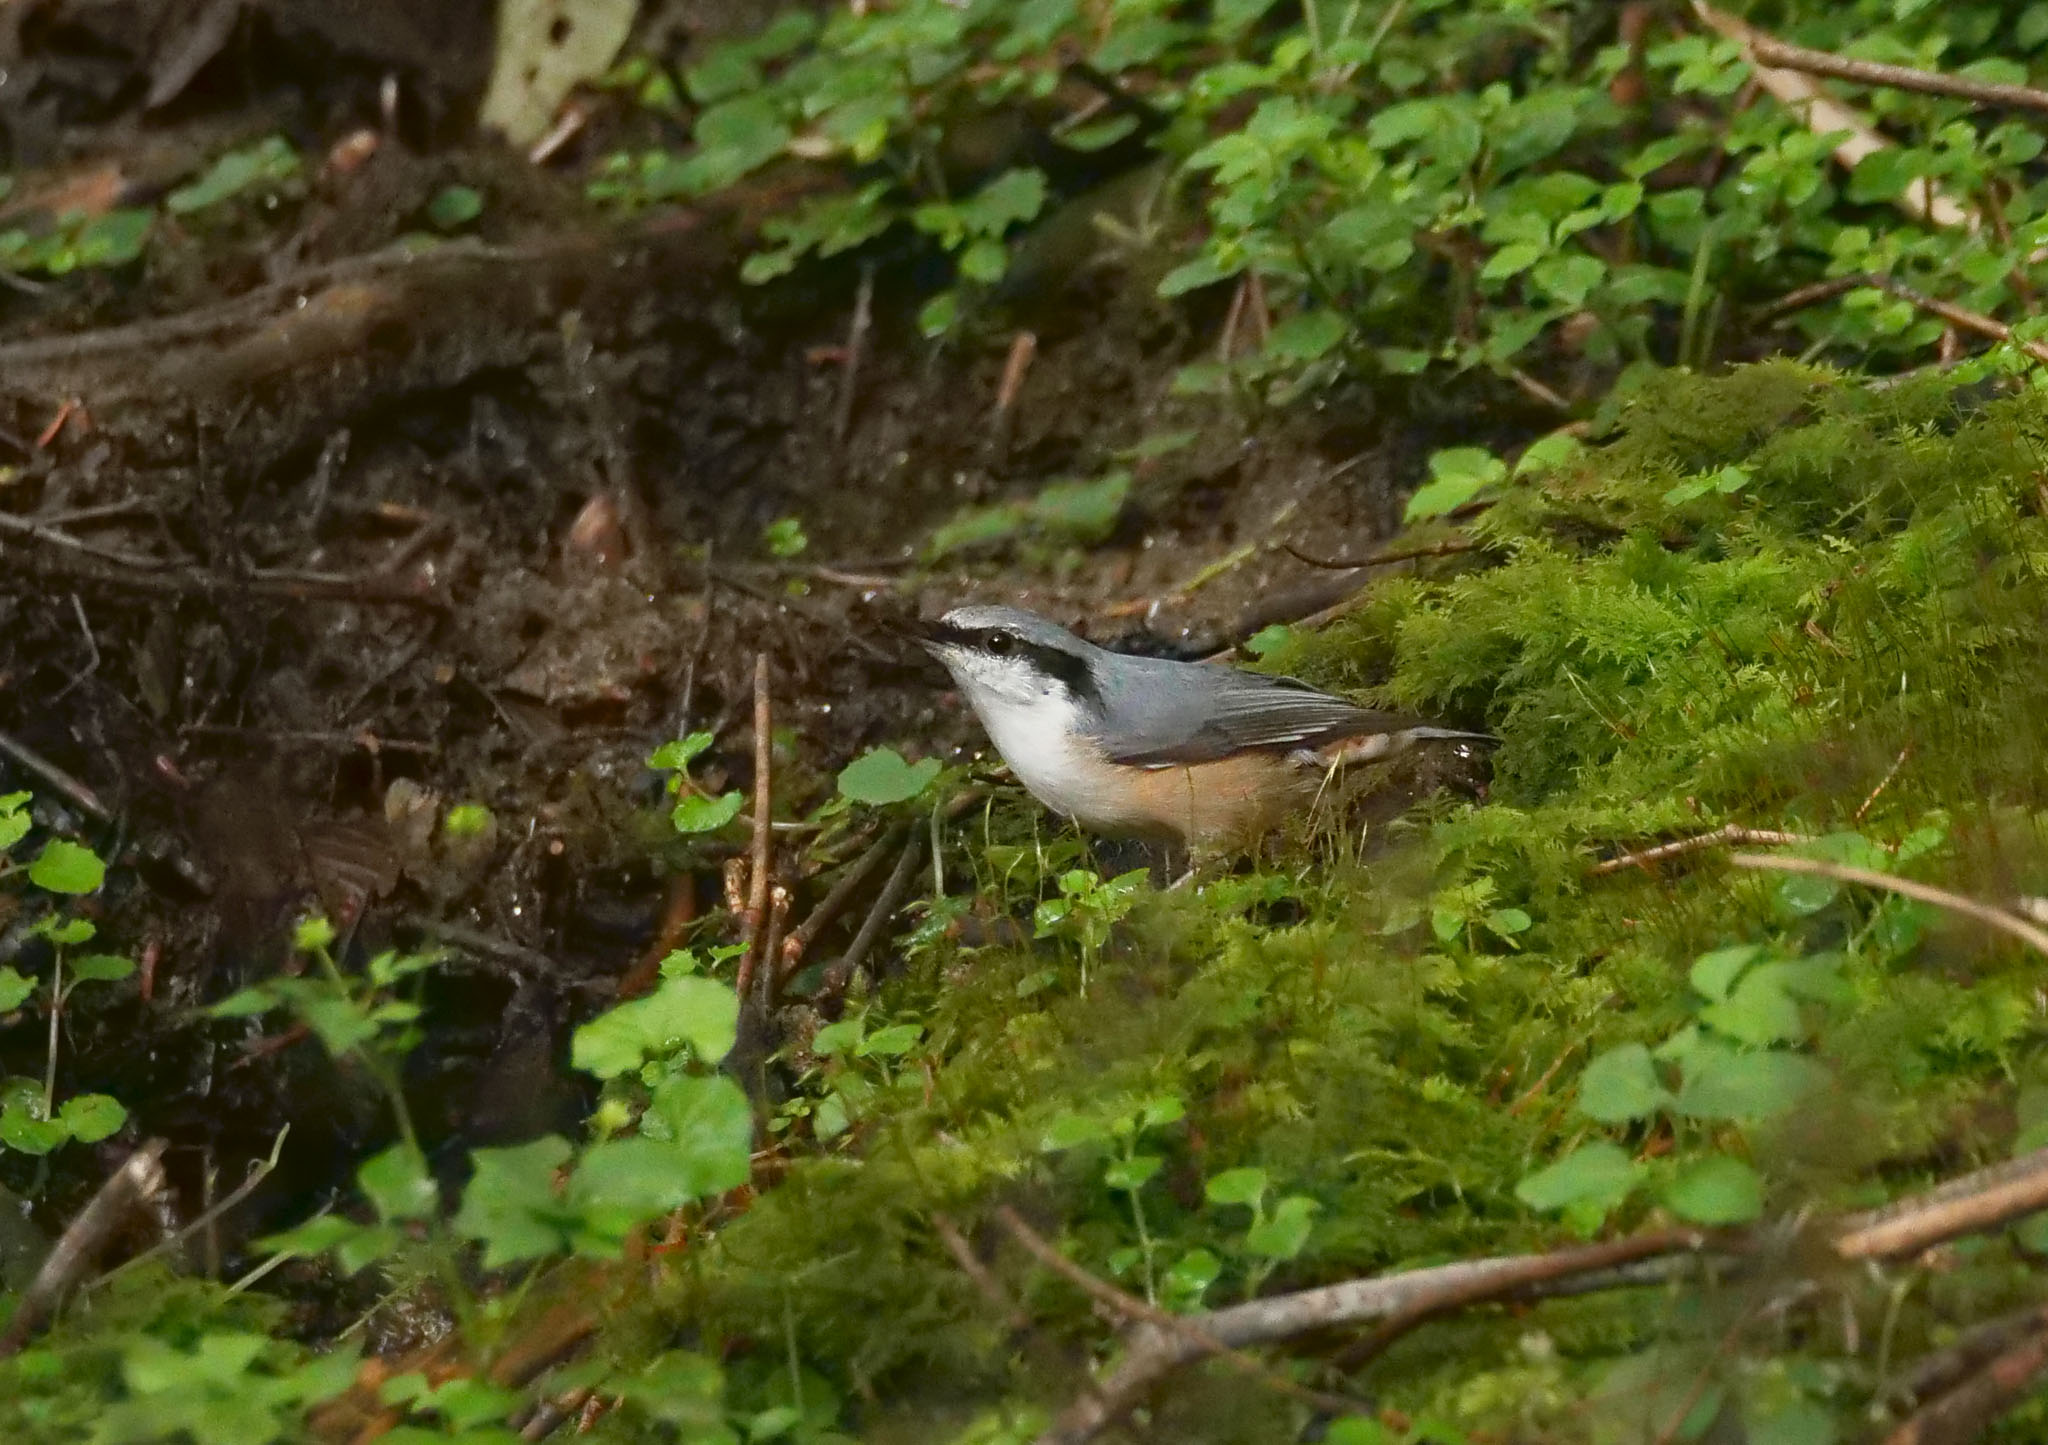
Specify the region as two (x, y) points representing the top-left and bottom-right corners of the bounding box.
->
(887, 615), (971, 653)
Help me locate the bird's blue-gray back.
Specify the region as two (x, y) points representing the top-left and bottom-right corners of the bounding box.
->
(1087, 651), (1414, 766)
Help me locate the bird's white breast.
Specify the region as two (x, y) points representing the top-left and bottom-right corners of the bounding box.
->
(967, 688), (1123, 827)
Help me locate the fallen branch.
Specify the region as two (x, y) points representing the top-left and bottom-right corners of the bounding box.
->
(1693, 3), (1973, 231)
(1281, 537), (1481, 571)
(1589, 823), (1811, 876)
(1030, 1141), (2048, 1445)
(1727, 853), (2048, 958)
(734, 654), (776, 1001)
(815, 832), (925, 1008)
(1743, 34), (2048, 115)
(0, 1139), (169, 1355)
(993, 1207), (1365, 1422)
(777, 827), (906, 986)
(932, 1211), (1033, 1333)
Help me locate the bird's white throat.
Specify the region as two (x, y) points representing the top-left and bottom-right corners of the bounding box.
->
(954, 680), (1106, 823)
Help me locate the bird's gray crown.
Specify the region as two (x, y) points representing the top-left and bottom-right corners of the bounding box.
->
(930, 605), (1098, 656)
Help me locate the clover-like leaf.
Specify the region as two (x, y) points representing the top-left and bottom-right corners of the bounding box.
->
(671, 791), (744, 834)
(573, 975), (739, 1078)
(29, 839), (104, 895)
(836, 748), (941, 806)
(58, 1093), (125, 1143)
(1665, 1153), (1764, 1224)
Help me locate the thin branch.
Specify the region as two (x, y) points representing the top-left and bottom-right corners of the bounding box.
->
(1589, 824), (1811, 876)
(1863, 274), (2048, 367)
(1881, 1323), (2048, 1445)
(1693, 3), (1973, 230)
(735, 654), (775, 1001)
(1832, 1146), (2048, 1260)
(993, 1207), (1366, 1423)
(1855, 746), (1913, 825)
(1033, 1143), (2048, 1445)
(778, 827), (906, 985)
(1881, 1302), (2048, 1415)
(1754, 274), (1870, 323)
(1327, 1228), (1716, 1375)
(1727, 853), (2048, 958)
(92, 1127), (290, 1290)
(0, 728), (112, 822)
(0, 1140), (169, 1355)
(1281, 537), (1481, 571)
(931, 1212), (1032, 1332)
(1744, 34), (2048, 115)
(815, 832), (924, 1007)
(1034, 1229), (1720, 1445)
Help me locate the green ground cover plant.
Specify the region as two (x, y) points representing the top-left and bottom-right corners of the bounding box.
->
(17, 0), (2048, 1439)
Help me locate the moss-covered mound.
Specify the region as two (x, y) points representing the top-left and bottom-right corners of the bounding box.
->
(662, 362), (2048, 1442)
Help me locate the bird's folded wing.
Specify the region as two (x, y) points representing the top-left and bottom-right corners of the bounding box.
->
(1098, 673), (1416, 767)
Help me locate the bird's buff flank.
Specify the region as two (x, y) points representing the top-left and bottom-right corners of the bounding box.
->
(912, 604), (1491, 851)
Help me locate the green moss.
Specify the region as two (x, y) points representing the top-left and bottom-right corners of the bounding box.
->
(636, 364), (2048, 1441)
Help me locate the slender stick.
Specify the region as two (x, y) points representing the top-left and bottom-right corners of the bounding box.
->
(1744, 34), (2048, 115)
(778, 827), (905, 985)
(834, 264), (875, 444)
(1032, 1142), (2048, 1445)
(1862, 274), (2048, 367)
(931, 1212), (1032, 1332)
(1589, 824), (1811, 876)
(1281, 537), (1480, 571)
(0, 1140), (169, 1355)
(735, 655), (775, 1000)
(1727, 853), (2048, 958)
(994, 1207), (1365, 1420)
(815, 834), (924, 1006)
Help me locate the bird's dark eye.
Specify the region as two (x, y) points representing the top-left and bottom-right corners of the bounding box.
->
(983, 631), (1015, 655)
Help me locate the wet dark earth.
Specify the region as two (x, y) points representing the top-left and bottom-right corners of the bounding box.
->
(0, 0), (1526, 1293)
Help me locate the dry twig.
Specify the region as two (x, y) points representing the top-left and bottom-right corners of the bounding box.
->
(1693, 3), (1973, 230)
(1589, 823), (1811, 876)
(778, 827), (906, 985)
(1031, 1143), (2048, 1445)
(1282, 537), (1481, 571)
(1855, 746), (1913, 825)
(834, 264), (876, 444)
(735, 654), (775, 1001)
(1727, 853), (2048, 958)
(0, 1140), (169, 1355)
(1743, 34), (2048, 115)
(931, 1212), (1033, 1332)
(993, 1207), (1365, 1420)
(815, 833), (925, 1007)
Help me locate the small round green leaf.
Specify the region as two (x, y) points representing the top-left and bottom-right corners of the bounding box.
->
(1204, 1166), (1269, 1208)
(57, 1093), (125, 1143)
(1664, 1153), (1763, 1224)
(1516, 1140), (1642, 1214)
(29, 839), (104, 895)
(0, 968), (32, 1012)
(836, 748), (941, 806)
(672, 791), (744, 834)
(426, 185), (484, 230)
(1577, 1043), (1671, 1124)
